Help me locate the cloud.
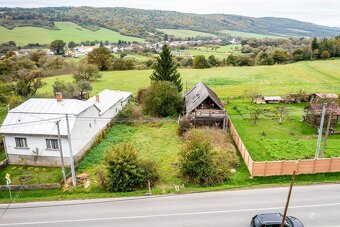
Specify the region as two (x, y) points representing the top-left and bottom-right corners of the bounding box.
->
(0, 0), (339, 27)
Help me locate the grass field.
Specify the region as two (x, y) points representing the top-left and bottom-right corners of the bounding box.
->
(0, 22), (144, 45)
(159, 29), (217, 39)
(227, 100), (340, 161)
(172, 44), (241, 59)
(219, 29), (284, 39)
(39, 59), (340, 99)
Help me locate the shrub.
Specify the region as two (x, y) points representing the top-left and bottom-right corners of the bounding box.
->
(117, 102), (143, 119)
(193, 55), (210, 69)
(178, 118), (192, 136)
(143, 81), (183, 117)
(321, 50), (330, 59)
(178, 128), (238, 186)
(105, 143), (159, 192)
(137, 88), (147, 104)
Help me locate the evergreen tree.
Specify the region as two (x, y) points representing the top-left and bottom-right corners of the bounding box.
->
(150, 44), (183, 92)
(311, 37), (319, 51)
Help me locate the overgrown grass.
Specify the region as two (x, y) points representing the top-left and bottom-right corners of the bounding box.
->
(77, 124), (136, 171)
(0, 105), (7, 124)
(0, 165), (65, 185)
(227, 99), (340, 161)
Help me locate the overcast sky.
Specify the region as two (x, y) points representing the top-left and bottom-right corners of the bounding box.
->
(1, 0), (339, 27)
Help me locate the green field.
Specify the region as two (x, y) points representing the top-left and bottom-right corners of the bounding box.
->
(159, 29), (217, 39)
(227, 100), (340, 161)
(0, 22), (144, 45)
(39, 60), (340, 99)
(219, 29), (284, 39)
(172, 44), (241, 59)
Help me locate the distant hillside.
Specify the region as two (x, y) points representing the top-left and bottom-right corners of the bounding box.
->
(0, 7), (339, 41)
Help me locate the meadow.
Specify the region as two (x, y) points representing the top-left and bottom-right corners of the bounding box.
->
(158, 29), (217, 39)
(40, 59), (340, 99)
(0, 22), (144, 45)
(219, 29), (284, 39)
(172, 44), (241, 59)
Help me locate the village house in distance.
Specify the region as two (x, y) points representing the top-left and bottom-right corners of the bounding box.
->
(184, 82), (227, 129)
(0, 89), (131, 166)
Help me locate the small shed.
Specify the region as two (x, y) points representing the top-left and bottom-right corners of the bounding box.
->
(254, 96), (283, 104)
(184, 82), (227, 129)
(304, 103), (340, 128)
(309, 93), (339, 103)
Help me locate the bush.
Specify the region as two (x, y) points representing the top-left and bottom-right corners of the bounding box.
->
(143, 81), (183, 117)
(193, 55), (210, 69)
(178, 118), (192, 136)
(105, 143), (159, 192)
(321, 50), (330, 59)
(178, 128), (239, 186)
(117, 102), (143, 119)
(137, 88), (147, 104)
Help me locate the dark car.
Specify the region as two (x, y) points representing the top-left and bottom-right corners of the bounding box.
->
(250, 213), (304, 227)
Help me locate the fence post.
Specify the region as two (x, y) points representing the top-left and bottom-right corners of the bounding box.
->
(313, 159), (316, 173)
(296, 160), (300, 174)
(280, 161), (284, 175)
(264, 161), (267, 176)
(329, 158), (333, 172)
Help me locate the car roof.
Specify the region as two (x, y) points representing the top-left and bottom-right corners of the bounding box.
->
(257, 213), (289, 225)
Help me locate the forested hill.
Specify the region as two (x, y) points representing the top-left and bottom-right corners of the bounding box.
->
(1, 7), (339, 40)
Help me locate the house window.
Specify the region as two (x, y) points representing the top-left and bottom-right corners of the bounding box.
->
(46, 139), (59, 150)
(15, 137), (28, 148)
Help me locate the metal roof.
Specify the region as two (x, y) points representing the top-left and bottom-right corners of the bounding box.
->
(312, 93), (338, 99)
(87, 89), (132, 115)
(184, 82), (224, 113)
(0, 90), (132, 136)
(263, 96), (283, 101)
(0, 98), (91, 136)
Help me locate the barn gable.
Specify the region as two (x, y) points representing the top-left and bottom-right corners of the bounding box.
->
(184, 82), (224, 113)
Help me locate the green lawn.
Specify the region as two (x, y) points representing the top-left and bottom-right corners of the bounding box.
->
(39, 60), (340, 99)
(158, 29), (217, 39)
(0, 165), (65, 185)
(172, 44), (241, 59)
(219, 29), (284, 39)
(227, 100), (340, 161)
(0, 22), (144, 45)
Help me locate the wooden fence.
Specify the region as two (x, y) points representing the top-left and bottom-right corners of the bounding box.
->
(228, 119), (340, 177)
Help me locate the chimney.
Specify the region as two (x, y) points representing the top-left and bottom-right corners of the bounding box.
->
(55, 92), (63, 102)
(96, 94), (100, 103)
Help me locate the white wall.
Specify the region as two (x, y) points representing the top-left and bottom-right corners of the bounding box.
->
(3, 95), (131, 166)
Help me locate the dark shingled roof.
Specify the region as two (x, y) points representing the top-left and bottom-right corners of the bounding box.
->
(184, 82), (224, 113)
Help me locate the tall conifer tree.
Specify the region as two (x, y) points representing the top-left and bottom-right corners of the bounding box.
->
(150, 44), (183, 92)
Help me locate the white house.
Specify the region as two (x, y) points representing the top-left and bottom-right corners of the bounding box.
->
(0, 89), (131, 167)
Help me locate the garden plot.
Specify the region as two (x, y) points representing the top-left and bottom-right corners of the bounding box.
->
(227, 99), (340, 161)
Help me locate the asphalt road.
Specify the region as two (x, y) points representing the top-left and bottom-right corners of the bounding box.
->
(0, 184), (340, 226)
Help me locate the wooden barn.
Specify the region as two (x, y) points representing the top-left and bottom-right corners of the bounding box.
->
(184, 82), (227, 129)
(304, 103), (340, 129)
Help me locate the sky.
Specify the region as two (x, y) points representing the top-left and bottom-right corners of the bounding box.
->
(1, 0), (339, 27)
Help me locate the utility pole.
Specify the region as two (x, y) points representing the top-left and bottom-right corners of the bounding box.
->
(56, 120), (67, 183)
(321, 107), (333, 158)
(281, 171), (296, 227)
(315, 103), (327, 159)
(66, 114), (76, 187)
